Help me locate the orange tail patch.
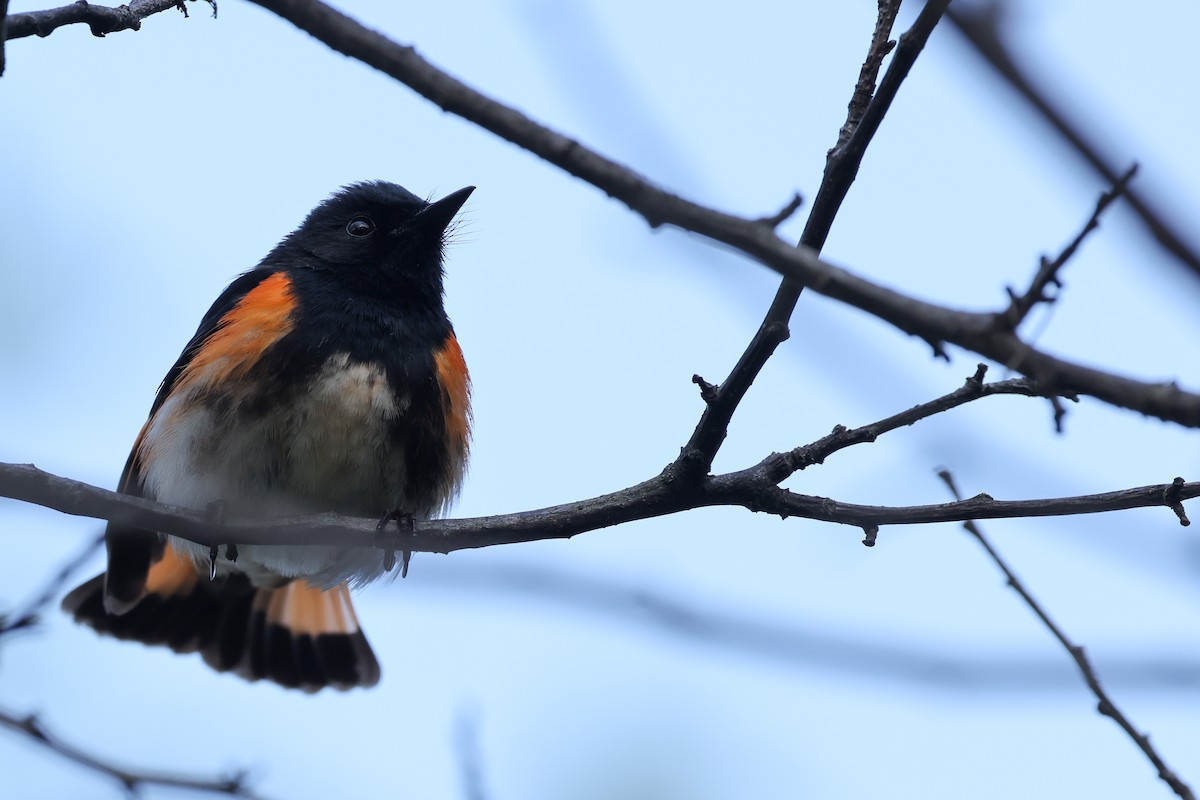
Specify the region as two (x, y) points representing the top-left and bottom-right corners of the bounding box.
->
(230, 580), (380, 691)
(63, 544), (379, 692)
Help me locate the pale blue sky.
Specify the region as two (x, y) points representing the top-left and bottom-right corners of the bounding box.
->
(3, 2), (1200, 799)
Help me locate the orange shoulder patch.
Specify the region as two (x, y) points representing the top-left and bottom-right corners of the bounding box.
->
(434, 333), (472, 458)
(176, 271), (297, 393)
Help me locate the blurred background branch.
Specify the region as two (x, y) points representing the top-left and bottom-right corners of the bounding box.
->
(946, 3), (1200, 285)
(0, 533), (100, 640)
(0, 706), (266, 799)
(411, 558), (1200, 693)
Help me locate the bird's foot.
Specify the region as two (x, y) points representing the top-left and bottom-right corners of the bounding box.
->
(376, 509), (415, 578)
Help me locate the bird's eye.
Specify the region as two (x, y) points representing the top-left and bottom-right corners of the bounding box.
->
(346, 216), (375, 237)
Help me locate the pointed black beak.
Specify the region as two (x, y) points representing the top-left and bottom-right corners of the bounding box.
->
(410, 186), (475, 237)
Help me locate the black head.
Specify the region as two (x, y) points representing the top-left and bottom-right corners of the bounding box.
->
(269, 181), (474, 297)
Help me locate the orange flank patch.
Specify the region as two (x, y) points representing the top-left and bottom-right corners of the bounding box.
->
(144, 544), (200, 597)
(434, 334), (472, 457)
(177, 272), (297, 392)
(267, 581), (361, 636)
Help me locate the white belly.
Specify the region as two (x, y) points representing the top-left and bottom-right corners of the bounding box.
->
(139, 354), (411, 586)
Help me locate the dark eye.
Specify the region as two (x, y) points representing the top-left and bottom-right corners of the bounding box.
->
(346, 216), (375, 237)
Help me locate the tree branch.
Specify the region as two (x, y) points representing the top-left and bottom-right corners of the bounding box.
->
(709, 473), (1196, 532)
(3, 0), (209, 42)
(769, 365), (1076, 480)
(1002, 163), (1138, 331)
(677, 0), (936, 481)
(0, 707), (265, 798)
(240, 0), (1200, 427)
(834, 0), (902, 153)
(939, 470), (1196, 800)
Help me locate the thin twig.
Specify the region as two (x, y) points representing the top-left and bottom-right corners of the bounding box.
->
(756, 192), (805, 228)
(0, 533), (102, 638)
(0, 707), (265, 798)
(3, 0), (210, 41)
(945, 5), (1200, 284)
(937, 469), (1196, 800)
(834, 0), (901, 152)
(772, 364), (1076, 480)
(1003, 164), (1139, 331)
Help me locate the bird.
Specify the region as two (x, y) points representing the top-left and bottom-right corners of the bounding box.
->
(62, 181), (475, 692)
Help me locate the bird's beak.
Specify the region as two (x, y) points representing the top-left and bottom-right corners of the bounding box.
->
(410, 186), (475, 237)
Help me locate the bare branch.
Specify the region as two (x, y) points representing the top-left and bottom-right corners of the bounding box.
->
(727, 226), (1200, 426)
(1003, 164), (1139, 331)
(938, 470), (1196, 800)
(770, 364), (1076, 479)
(3, 0), (210, 42)
(834, 0), (902, 152)
(0, 707), (266, 799)
(714, 473), (1200, 530)
(1, 461), (1195, 556)
(945, 4), (1200, 284)
(755, 192), (804, 228)
(808, 0), (925, 255)
(675, 0), (945, 481)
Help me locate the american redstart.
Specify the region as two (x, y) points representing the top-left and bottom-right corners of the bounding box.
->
(62, 181), (474, 691)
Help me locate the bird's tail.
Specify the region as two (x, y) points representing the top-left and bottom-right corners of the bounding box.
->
(62, 544), (380, 692)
